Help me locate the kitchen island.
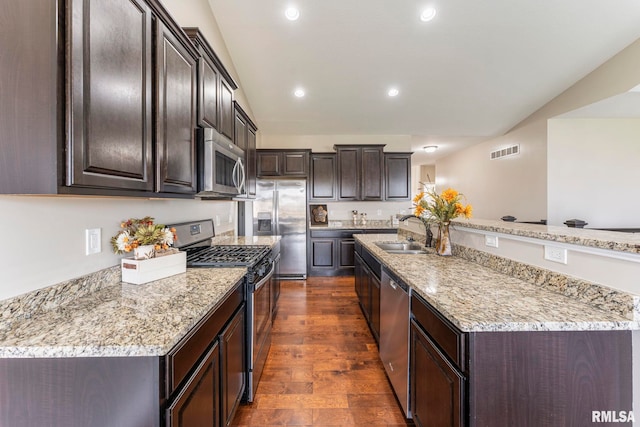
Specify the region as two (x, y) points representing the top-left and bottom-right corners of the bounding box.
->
(355, 233), (638, 427)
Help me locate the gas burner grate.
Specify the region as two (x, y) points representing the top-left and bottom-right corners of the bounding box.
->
(186, 245), (270, 267)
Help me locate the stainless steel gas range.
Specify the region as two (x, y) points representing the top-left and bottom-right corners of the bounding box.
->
(171, 219), (279, 403)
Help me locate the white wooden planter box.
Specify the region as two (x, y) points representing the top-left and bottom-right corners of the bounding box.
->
(121, 251), (187, 285)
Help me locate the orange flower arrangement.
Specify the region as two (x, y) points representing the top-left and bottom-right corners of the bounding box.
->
(412, 188), (472, 224)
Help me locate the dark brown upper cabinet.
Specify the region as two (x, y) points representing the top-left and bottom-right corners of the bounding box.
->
(384, 152), (412, 201)
(335, 145), (384, 201)
(183, 28), (238, 141)
(1, 0), (200, 198)
(233, 102), (258, 198)
(256, 150), (310, 178)
(156, 20), (198, 194)
(67, 0), (155, 192)
(308, 153), (337, 201)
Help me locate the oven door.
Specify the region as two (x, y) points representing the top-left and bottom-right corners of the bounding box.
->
(247, 259), (274, 401)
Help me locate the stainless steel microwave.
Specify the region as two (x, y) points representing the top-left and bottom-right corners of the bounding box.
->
(196, 127), (246, 198)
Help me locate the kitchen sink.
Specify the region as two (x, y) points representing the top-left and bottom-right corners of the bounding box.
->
(375, 241), (429, 254)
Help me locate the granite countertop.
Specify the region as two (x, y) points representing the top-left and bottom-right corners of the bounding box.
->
(0, 268), (247, 358)
(356, 234), (639, 332)
(455, 218), (640, 254)
(309, 220), (397, 230)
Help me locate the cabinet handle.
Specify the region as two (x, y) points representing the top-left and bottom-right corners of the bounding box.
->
(389, 280), (398, 290)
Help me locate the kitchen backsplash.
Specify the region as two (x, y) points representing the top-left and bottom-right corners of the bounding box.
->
(322, 201), (412, 222)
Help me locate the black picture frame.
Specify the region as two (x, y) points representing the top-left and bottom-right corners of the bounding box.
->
(310, 204), (329, 226)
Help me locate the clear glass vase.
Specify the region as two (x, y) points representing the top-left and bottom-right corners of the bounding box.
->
(436, 222), (452, 256)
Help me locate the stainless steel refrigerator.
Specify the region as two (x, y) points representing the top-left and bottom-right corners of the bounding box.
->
(253, 179), (307, 279)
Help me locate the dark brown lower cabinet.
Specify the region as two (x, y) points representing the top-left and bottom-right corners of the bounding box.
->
(220, 308), (245, 427)
(0, 280), (246, 427)
(409, 292), (634, 427)
(167, 342), (220, 427)
(411, 321), (464, 427)
(354, 249), (380, 343)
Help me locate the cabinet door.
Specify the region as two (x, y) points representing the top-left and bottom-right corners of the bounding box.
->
(361, 147), (384, 200)
(309, 239), (336, 275)
(370, 274), (381, 342)
(67, 0), (153, 191)
(198, 54), (219, 129)
(309, 154), (336, 201)
(219, 77), (234, 140)
(257, 152), (281, 176)
(220, 307), (246, 427)
(156, 21), (197, 194)
(234, 109), (247, 151)
(167, 342), (220, 427)
(337, 148), (360, 200)
(283, 152), (309, 176)
(338, 239), (356, 270)
(354, 252), (364, 299)
(246, 126), (257, 197)
(385, 153), (412, 201)
(411, 321), (464, 427)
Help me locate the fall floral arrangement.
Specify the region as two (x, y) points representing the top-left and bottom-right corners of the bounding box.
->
(111, 217), (177, 256)
(411, 187), (472, 255)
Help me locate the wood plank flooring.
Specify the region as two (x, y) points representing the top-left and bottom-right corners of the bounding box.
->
(231, 276), (411, 426)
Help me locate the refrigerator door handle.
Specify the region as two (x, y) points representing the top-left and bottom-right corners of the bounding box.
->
(273, 189), (279, 235)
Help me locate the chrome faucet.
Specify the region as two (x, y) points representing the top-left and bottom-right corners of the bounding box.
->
(399, 215), (433, 247)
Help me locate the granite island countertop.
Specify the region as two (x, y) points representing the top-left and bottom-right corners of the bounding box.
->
(0, 268), (247, 358)
(356, 234), (640, 332)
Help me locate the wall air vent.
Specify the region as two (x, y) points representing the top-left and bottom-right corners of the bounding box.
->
(490, 144), (520, 160)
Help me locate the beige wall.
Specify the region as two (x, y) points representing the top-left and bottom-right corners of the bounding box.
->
(0, 196), (236, 301)
(436, 38), (640, 223)
(548, 118), (640, 227)
(0, 0), (245, 301)
(162, 0), (255, 120)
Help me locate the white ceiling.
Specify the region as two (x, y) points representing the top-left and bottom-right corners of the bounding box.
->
(208, 0), (640, 162)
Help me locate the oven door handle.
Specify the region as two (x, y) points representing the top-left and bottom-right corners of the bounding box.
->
(253, 260), (275, 291)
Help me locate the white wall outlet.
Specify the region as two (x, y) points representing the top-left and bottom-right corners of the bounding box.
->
(544, 245), (568, 264)
(85, 228), (101, 255)
(228, 213), (233, 224)
(376, 209), (382, 216)
(484, 235), (499, 248)
(215, 215), (221, 226)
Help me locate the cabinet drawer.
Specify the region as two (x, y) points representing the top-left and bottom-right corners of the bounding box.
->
(411, 293), (466, 372)
(166, 279), (244, 397)
(310, 230), (363, 238)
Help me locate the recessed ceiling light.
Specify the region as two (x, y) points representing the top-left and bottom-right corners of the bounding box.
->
(420, 7), (437, 22)
(285, 7), (300, 21)
(388, 88), (399, 97)
(294, 88), (305, 98)
(423, 145), (438, 153)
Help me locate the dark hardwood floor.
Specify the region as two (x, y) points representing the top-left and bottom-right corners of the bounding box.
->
(231, 276), (410, 426)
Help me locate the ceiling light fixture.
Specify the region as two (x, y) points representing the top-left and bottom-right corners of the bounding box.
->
(285, 7), (300, 21)
(420, 7), (437, 22)
(423, 145), (438, 153)
(388, 88), (399, 97)
(294, 88), (305, 98)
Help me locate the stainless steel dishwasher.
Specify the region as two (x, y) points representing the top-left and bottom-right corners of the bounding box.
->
(380, 268), (411, 418)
